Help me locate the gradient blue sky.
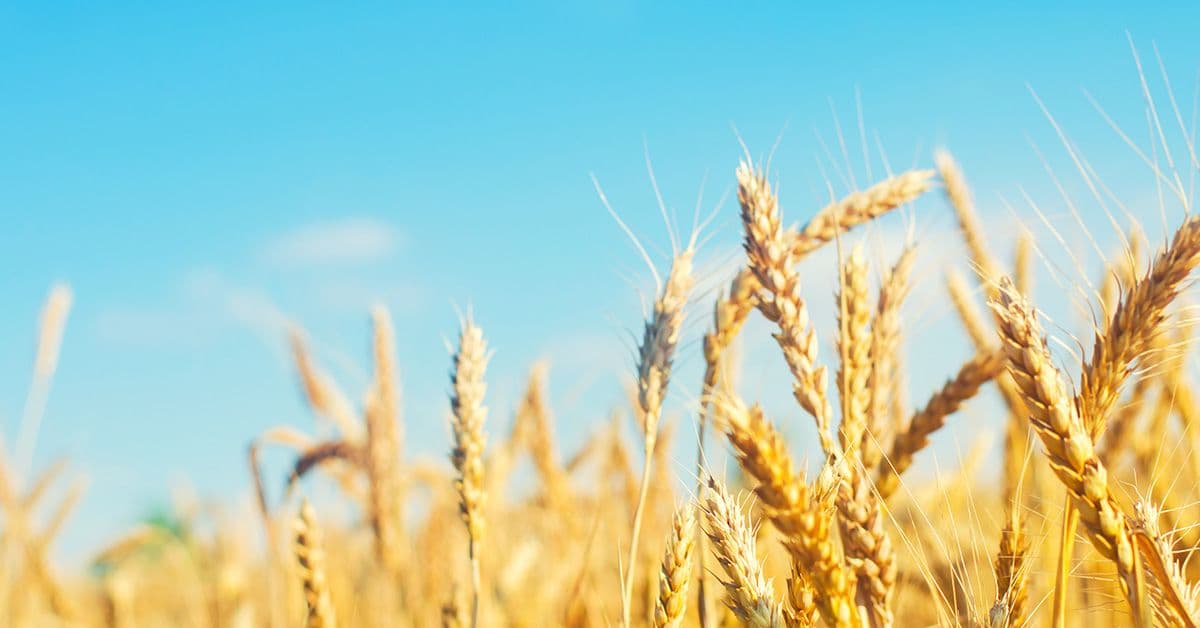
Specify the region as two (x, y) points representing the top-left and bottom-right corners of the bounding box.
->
(1, 3), (1198, 563)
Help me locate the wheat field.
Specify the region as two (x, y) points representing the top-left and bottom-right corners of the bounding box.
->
(7, 49), (1200, 628)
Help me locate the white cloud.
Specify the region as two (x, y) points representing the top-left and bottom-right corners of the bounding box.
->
(94, 268), (287, 347)
(260, 218), (401, 267)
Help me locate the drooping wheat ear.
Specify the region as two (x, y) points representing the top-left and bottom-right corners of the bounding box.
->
(1131, 500), (1200, 627)
(449, 317), (489, 628)
(285, 439), (365, 494)
(365, 306), (404, 574)
(1078, 215), (1200, 439)
(989, 506), (1029, 628)
(836, 244), (873, 467)
(701, 477), (785, 628)
(876, 350), (1005, 499)
(654, 502), (697, 628)
(621, 246), (695, 627)
(936, 149), (1002, 284)
(695, 267), (759, 628)
(863, 246), (916, 471)
(711, 396), (857, 626)
(288, 328), (362, 442)
(987, 277), (1148, 623)
(736, 162), (836, 454)
(294, 499), (336, 628)
(790, 170), (934, 259)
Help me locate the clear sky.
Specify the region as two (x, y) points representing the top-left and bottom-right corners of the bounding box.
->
(1, 2), (1198, 563)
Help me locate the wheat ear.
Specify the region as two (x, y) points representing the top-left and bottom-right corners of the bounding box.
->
(294, 499), (336, 628)
(288, 328), (362, 442)
(863, 246), (916, 471)
(712, 396), (857, 626)
(365, 306), (404, 574)
(989, 505), (1029, 628)
(654, 502), (697, 628)
(694, 267), (759, 628)
(701, 476), (785, 628)
(988, 277), (1149, 624)
(790, 170), (934, 259)
(449, 317), (490, 628)
(936, 149), (1002, 284)
(622, 247), (694, 627)
(1131, 500), (1200, 627)
(836, 244), (873, 465)
(876, 350), (1005, 499)
(1079, 215), (1200, 439)
(737, 161), (836, 454)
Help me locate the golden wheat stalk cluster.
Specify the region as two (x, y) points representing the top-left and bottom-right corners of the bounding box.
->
(8, 132), (1200, 628)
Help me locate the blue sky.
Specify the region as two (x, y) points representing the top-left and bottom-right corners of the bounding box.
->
(0, 3), (1198, 563)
